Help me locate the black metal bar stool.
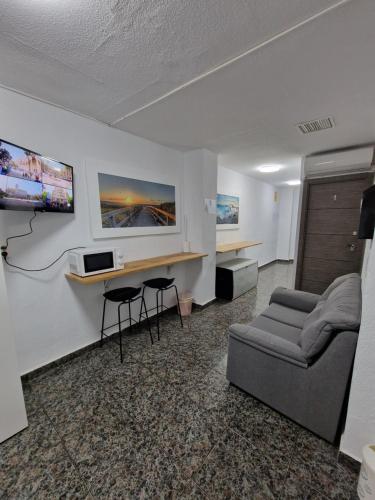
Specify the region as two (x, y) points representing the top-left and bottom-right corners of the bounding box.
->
(100, 286), (153, 363)
(139, 277), (183, 340)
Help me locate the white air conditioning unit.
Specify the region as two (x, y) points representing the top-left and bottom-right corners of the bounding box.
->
(304, 147), (374, 178)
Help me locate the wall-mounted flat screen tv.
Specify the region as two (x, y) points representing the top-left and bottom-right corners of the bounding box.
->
(0, 139), (74, 213)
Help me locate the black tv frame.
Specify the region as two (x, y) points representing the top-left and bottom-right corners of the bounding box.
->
(0, 138), (75, 213)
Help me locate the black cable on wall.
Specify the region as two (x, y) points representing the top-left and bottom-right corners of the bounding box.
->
(1, 210), (85, 272)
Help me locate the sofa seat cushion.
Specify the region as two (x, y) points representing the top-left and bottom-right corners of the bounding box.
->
(252, 315), (302, 344)
(261, 303), (308, 329)
(300, 274), (361, 361)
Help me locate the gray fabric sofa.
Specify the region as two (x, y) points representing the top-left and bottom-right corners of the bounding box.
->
(226, 273), (361, 443)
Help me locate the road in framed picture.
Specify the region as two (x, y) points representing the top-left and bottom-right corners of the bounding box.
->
(86, 160), (180, 239)
(216, 193), (240, 230)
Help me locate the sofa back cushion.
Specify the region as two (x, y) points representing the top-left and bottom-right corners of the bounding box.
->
(321, 273), (360, 300)
(300, 274), (361, 360)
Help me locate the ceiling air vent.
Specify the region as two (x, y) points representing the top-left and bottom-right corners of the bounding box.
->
(296, 117), (335, 134)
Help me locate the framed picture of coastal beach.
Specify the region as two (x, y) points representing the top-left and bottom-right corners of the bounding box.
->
(86, 159), (180, 239)
(216, 193), (240, 230)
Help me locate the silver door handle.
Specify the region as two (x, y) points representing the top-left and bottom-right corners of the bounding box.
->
(347, 243), (356, 252)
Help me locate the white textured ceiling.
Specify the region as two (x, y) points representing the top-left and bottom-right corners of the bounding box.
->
(0, 0), (374, 185)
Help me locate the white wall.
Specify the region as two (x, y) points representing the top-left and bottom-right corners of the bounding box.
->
(340, 235), (375, 462)
(0, 259), (28, 442)
(276, 186), (300, 261)
(216, 166), (280, 266)
(184, 150), (217, 305)
(0, 88), (215, 374)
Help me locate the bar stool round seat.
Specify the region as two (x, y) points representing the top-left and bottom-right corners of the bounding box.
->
(139, 277), (183, 340)
(100, 286), (152, 363)
(143, 277), (175, 289)
(104, 286), (141, 302)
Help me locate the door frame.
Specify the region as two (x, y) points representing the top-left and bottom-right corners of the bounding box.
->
(295, 172), (373, 291)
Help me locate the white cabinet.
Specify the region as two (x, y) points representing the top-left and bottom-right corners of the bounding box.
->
(216, 258), (258, 300)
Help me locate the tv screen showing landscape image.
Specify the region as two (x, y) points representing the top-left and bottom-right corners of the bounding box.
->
(98, 172), (176, 228)
(216, 193), (239, 225)
(0, 139), (74, 212)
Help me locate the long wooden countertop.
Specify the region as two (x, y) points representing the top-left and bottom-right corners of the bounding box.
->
(66, 252), (207, 285)
(216, 241), (262, 253)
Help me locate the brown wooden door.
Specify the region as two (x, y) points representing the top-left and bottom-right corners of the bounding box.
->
(296, 174), (372, 295)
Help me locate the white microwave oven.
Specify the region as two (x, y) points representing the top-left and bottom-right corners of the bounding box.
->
(68, 248), (123, 277)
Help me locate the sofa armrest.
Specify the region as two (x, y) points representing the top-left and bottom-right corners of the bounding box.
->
(229, 323), (308, 368)
(269, 287), (321, 313)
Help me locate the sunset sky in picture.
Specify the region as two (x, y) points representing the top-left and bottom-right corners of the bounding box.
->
(98, 173), (175, 205)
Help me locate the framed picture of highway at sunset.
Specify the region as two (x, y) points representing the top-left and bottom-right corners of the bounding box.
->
(98, 173), (176, 229)
(86, 160), (180, 239)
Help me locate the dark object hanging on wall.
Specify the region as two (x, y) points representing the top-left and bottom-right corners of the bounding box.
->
(358, 184), (375, 239)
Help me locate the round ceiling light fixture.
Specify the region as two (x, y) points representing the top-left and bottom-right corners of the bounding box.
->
(257, 164), (282, 173)
(286, 180), (301, 186)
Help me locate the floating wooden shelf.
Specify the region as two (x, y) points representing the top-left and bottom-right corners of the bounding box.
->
(66, 252), (207, 285)
(216, 241), (262, 254)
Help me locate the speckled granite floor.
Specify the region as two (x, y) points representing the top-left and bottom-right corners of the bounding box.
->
(0, 263), (359, 499)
